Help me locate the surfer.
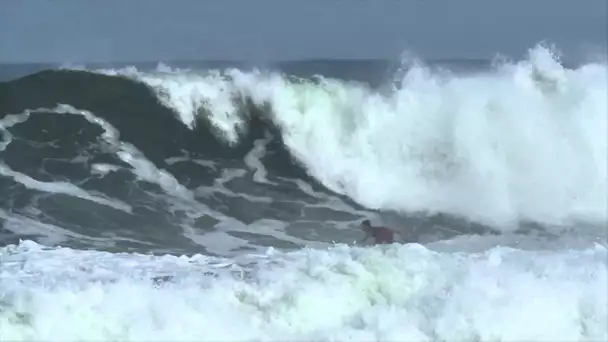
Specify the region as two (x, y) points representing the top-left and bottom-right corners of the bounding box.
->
(360, 219), (395, 244)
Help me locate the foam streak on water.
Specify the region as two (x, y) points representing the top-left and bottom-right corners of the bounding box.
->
(0, 106), (132, 213)
(0, 240), (606, 342)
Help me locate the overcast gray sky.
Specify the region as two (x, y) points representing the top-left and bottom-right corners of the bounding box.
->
(1, 0), (606, 63)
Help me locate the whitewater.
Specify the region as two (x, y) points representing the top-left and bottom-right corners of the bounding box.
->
(1, 45), (607, 341)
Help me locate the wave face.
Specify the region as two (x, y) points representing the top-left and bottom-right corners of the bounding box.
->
(0, 44), (607, 341)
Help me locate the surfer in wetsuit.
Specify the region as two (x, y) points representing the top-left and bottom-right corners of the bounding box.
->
(360, 219), (395, 244)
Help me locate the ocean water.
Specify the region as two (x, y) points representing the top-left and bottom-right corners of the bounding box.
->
(0, 45), (606, 341)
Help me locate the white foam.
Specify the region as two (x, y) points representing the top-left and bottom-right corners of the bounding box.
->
(93, 45), (608, 231)
(97, 66), (245, 144)
(0, 240), (605, 341)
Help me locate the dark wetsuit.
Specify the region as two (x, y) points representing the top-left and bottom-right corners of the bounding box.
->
(361, 220), (395, 244)
(368, 226), (395, 244)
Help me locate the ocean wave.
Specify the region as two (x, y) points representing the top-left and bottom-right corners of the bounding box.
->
(0, 47), (608, 242)
(1, 44), (607, 342)
(89, 45), (607, 230)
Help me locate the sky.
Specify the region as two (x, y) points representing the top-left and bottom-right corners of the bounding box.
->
(1, 0), (606, 63)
